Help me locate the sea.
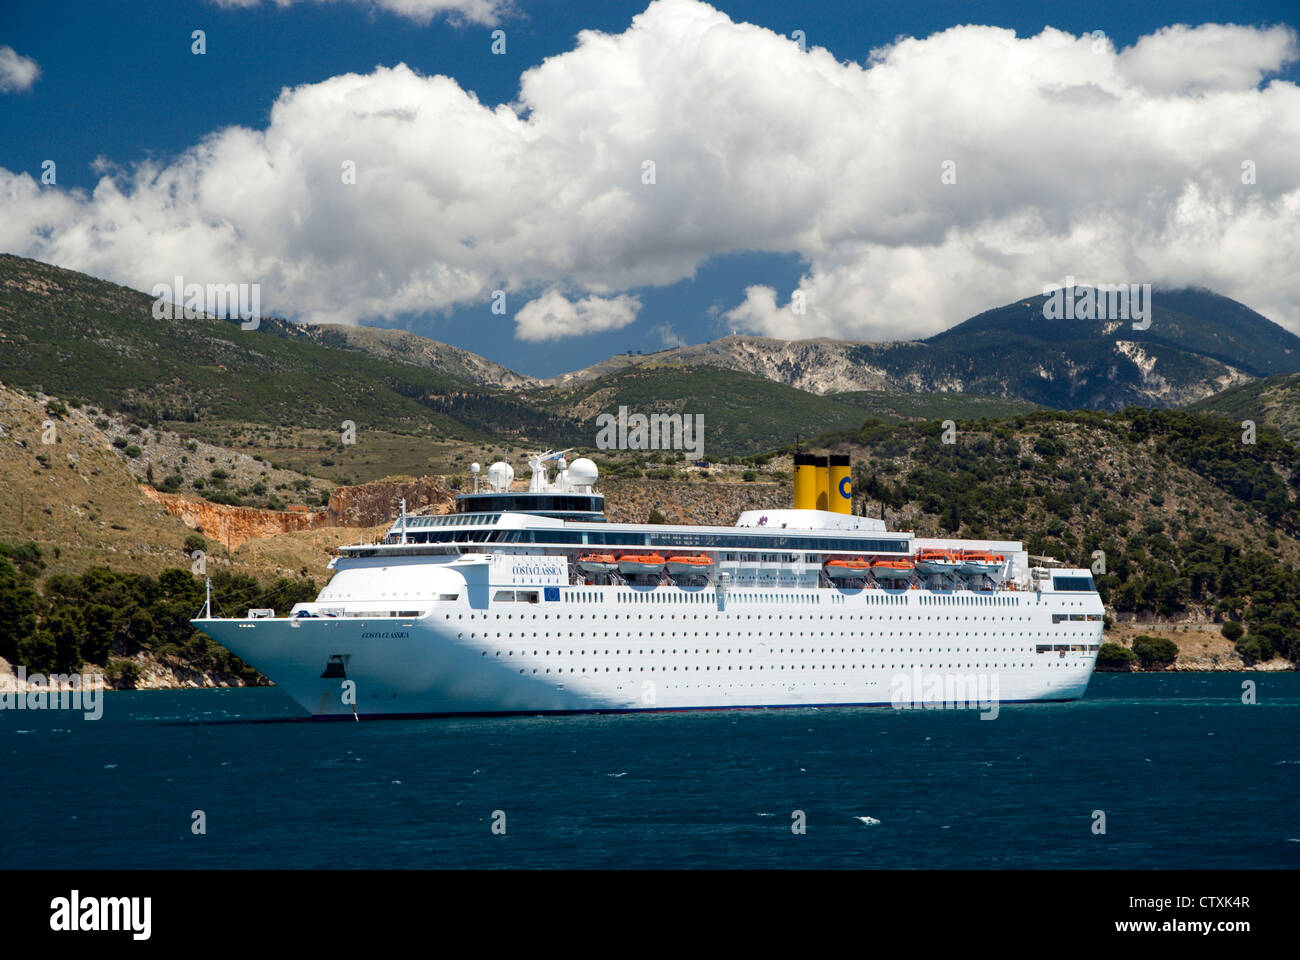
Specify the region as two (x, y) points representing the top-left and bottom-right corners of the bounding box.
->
(2, 673), (1297, 869)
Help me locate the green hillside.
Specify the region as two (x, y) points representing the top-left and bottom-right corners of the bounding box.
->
(830, 390), (1043, 422)
(534, 363), (874, 455)
(1188, 373), (1300, 443)
(0, 254), (571, 448)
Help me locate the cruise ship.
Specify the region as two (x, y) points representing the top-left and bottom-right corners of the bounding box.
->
(192, 451), (1104, 718)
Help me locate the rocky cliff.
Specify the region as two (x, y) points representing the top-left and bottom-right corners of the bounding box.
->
(143, 476), (461, 548)
(141, 487), (329, 550)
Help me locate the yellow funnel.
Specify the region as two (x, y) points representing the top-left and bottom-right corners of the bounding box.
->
(793, 453), (818, 509)
(829, 454), (851, 514)
(813, 456), (829, 511)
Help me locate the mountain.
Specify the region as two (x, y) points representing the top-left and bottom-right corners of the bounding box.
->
(0, 254), (568, 449)
(915, 288), (1298, 408)
(542, 336), (897, 394)
(7, 254), (1298, 462)
(1188, 372), (1300, 444)
(0, 255), (1052, 461)
(263, 320), (539, 389)
(533, 363), (872, 454)
(549, 288), (1300, 410)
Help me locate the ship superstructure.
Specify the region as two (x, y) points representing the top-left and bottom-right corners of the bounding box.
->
(193, 451), (1103, 717)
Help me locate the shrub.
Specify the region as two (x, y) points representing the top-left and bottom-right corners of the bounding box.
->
(1235, 636), (1273, 665)
(123, 444), (142, 458)
(1131, 635), (1179, 669)
(1096, 642), (1137, 670)
(105, 658), (141, 689)
(1220, 620), (1244, 642)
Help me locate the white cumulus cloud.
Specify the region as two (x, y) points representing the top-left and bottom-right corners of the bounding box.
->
(514, 289), (641, 341)
(1, 0), (1298, 342)
(0, 46), (40, 93)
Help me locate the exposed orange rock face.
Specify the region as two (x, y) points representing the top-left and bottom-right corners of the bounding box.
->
(141, 487), (329, 550)
(141, 477), (459, 549)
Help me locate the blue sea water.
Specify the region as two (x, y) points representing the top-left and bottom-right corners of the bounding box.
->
(2, 673), (1297, 869)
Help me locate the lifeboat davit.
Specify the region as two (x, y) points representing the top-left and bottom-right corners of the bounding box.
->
(959, 551), (1005, 578)
(618, 553), (666, 576)
(870, 558), (916, 581)
(824, 558), (872, 579)
(666, 554), (713, 576)
(577, 553), (617, 575)
(914, 550), (962, 576)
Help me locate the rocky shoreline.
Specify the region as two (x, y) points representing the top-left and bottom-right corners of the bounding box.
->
(0, 654), (265, 692)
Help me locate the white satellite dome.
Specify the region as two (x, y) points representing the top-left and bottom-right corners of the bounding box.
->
(486, 461), (514, 492)
(566, 457), (599, 487)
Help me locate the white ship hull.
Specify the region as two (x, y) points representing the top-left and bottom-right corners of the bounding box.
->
(195, 579), (1101, 718)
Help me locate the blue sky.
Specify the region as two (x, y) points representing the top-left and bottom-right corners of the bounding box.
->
(2, 0), (1298, 377)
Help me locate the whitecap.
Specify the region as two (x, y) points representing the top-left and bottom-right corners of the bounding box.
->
(856, 816), (881, 826)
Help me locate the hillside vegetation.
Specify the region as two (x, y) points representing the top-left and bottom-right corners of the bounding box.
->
(1189, 372), (1300, 444)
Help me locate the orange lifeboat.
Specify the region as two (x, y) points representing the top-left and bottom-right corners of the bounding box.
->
(870, 558), (916, 582)
(618, 553), (666, 576)
(959, 550), (1006, 579)
(577, 553), (617, 575)
(914, 550), (962, 576)
(824, 558), (872, 580)
(666, 555), (713, 576)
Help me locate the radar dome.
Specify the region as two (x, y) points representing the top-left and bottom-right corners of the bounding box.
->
(470, 462), (481, 474)
(567, 457), (598, 486)
(486, 461), (514, 492)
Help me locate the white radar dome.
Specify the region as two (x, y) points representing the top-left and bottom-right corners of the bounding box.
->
(486, 461), (514, 492)
(470, 462), (481, 474)
(566, 457), (599, 486)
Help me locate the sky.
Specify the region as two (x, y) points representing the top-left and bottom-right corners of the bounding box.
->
(1, 0), (1298, 378)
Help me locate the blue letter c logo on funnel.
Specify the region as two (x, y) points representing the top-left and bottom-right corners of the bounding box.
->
(839, 476), (851, 500)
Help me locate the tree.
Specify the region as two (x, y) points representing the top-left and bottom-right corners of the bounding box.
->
(1131, 635), (1179, 670)
(1236, 636), (1273, 665)
(1096, 642), (1137, 670)
(1220, 620), (1244, 642)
